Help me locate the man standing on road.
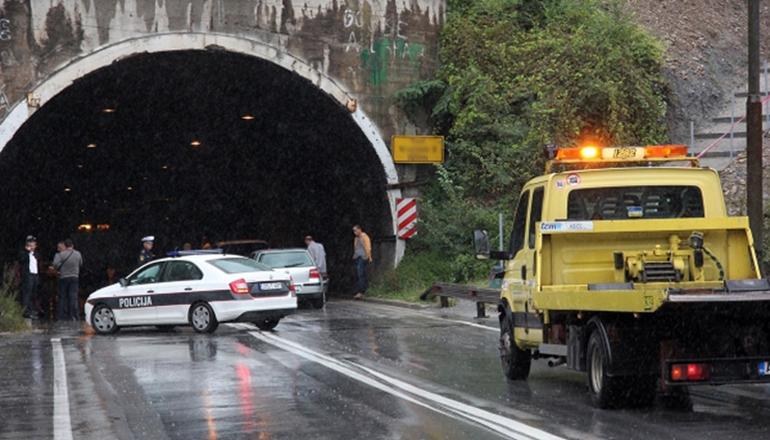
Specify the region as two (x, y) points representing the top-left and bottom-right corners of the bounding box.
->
(139, 236), (155, 264)
(352, 225), (372, 300)
(19, 235), (41, 319)
(53, 239), (83, 321)
(305, 235), (327, 276)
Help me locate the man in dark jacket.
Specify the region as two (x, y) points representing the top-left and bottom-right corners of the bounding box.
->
(19, 235), (41, 319)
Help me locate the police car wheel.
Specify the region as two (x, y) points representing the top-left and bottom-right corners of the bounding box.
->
(189, 303), (219, 333)
(92, 305), (118, 335)
(255, 318), (280, 331)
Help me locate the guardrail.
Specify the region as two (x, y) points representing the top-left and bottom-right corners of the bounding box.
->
(420, 282), (500, 318)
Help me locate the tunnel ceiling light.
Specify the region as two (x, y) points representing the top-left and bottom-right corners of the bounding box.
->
(76, 164), (83, 169)
(241, 114), (255, 120)
(161, 165), (168, 170)
(86, 143), (96, 149)
(64, 187), (71, 192)
(127, 186), (133, 191)
(101, 107), (116, 113)
(190, 140), (202, 147)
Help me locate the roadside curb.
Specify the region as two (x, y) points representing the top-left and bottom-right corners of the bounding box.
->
(356, 297), (436, 310)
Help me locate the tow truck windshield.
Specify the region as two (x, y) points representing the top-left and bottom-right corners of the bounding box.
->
(567, 185), (704, 220)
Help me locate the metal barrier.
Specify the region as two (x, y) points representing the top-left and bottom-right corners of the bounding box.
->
(420, 282), (500, 318)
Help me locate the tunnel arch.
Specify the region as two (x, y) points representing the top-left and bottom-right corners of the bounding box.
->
(0, 32), (405, 275)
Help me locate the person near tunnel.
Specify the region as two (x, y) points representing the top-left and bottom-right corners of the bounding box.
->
(53, 239), (83, 321)
(305, 235), (327, 276)
(352, 225), (372, 300)
(139, 236), (155, 264)
(18, 235), (41, 319)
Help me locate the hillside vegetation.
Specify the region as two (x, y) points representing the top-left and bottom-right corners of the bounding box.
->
(375, 0), (670, 298)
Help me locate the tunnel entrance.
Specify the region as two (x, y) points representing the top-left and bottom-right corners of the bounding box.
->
(0, 49), (393, 294)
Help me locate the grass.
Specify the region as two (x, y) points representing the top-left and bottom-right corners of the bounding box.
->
(368, 251), (492, 303)
(0, 266), (28, 332)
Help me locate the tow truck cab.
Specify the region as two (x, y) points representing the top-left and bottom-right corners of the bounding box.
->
(475, 145), (770, 408)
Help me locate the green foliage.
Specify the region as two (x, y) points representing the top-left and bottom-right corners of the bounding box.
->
(368, 250), (491, 302)
(0, 266), (27, 332)
(384, 1), (670, 299)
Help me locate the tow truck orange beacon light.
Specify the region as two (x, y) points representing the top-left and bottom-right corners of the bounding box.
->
(555, 146), (601, 160)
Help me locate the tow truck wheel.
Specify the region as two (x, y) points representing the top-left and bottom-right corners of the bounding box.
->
(91, 304), (118, 335)
(189, 302), (219, 334)
(586, 330), (625, 408)
(499, 314), (531, 380)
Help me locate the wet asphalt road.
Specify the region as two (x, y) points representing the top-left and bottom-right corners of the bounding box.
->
(2, 299), (770, 440)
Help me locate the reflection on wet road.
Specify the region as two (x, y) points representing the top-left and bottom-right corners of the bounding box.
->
(2, 300), (770, 439)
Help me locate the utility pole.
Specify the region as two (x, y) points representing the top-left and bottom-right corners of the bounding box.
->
(747, 0), (764, 271)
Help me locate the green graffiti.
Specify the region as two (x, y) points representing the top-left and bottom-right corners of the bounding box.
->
(360, 37), (425, 86)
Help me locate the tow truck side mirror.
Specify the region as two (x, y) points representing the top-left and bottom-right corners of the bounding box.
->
(119, 277), (128, 288)
(474, 230), (491, 259)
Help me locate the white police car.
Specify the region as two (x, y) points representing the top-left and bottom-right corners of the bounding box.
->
(84, 253), (297, 334)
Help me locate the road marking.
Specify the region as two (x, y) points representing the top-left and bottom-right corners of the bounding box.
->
(248, 330), (563, 440)
(51, 338), (73, 440)
(440, 318), (498, 332)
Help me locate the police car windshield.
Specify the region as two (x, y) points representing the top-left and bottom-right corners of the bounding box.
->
(208, 257), (271, 274)
(258, 251), (314, 269)
(567, 185), (704, 220)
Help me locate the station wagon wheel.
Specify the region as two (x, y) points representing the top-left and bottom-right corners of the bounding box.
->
(255, 318), (280, 331)
(189, 302), (218, 333)
(499, 313), (531, 380)
(91, 304), (118, 335)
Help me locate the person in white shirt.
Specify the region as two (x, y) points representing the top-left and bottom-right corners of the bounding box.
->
(304, 235), (327, 276)
(19, 235), (41, 319)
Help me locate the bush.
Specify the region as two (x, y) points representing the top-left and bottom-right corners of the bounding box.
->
(0, 265), (27, 332)
(388, 0), (669, 290)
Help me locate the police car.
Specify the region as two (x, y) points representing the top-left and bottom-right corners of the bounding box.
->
(84, 253), (297, 334)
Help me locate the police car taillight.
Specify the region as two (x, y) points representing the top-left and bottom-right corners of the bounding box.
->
(229, 278), (250, 295)
(309, 268), (321, 279)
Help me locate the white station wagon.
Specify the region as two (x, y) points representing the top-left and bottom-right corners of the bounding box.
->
(84, 253), (297, 334)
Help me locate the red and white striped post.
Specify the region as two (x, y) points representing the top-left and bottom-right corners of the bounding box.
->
(396, 198), (418, 240)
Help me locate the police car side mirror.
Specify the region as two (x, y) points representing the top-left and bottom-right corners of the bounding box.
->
(474, 230), (491, 260)
(119, 277), (128, 288)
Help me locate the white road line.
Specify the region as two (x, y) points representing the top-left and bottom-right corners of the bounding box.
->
(51, 338), (73, 440)
(249, 330), (563, 440)
(440, 318), (499, 332)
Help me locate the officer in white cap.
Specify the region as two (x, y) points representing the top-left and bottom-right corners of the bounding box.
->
(139, 236), (155, 264)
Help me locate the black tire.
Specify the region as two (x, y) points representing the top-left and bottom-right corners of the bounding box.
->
(91, 304), (118, 335)
(156, 325), (176, 332)
(586, 329), (627, 409)
(311, 293), (325, 309)
(189, 302), (218, 334)
(255, 318), (280, 331)
(499, 313), (531, 380)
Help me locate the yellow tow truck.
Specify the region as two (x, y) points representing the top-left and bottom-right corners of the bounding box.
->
(473, 144), (770, 408)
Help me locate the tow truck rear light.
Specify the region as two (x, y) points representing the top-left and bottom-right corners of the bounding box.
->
(229, 278), (250, 295)
(644, 144), (688, 158)
(670, 363), (710, 382)
(309, 268), (321, 280)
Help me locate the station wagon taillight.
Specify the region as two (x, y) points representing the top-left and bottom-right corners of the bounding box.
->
(229, 278), (250, 295)
(309, 268), (321, 279)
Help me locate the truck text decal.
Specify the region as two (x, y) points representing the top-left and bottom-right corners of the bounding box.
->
(539, 221), (594, 233)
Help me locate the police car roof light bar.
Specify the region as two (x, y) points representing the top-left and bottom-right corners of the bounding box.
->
(166, 249), (225, 257)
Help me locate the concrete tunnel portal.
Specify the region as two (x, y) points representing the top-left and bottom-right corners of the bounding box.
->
(0, 49), (397, 293)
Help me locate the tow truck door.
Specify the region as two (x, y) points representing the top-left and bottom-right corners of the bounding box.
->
(505, 186), (544, 343)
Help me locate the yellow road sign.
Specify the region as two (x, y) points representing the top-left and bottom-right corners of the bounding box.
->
(391, 135), (445, 164)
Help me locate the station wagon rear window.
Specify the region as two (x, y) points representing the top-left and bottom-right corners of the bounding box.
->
(567, 186), (704, 220)
(208, 257), (271, 273)
(258, 251), (314, 268)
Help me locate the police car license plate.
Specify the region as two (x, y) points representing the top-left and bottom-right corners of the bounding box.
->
(260, 282), (284, 291)
(759, 361), (770, 376)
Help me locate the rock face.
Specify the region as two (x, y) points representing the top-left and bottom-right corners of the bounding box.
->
(718, 136), (770, 216)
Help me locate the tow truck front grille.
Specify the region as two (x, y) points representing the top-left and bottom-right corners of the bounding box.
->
(642, 262), (680, 282)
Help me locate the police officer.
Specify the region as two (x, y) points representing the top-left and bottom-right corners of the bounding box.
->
(139, 236), (155, 264)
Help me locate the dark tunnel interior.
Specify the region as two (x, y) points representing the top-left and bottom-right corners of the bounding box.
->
(0, 50), (391, 293)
